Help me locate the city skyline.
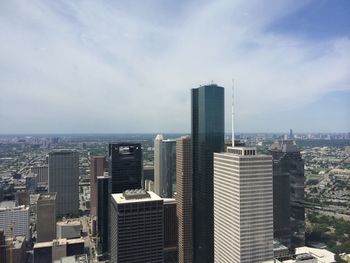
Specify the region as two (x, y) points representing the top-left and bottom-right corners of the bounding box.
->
(0, 0), (349, 134)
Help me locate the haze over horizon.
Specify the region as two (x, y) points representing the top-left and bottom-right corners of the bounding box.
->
(1, 0), (349, 134)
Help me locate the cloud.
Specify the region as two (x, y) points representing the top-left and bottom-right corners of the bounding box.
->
(0, 0), (349, 133)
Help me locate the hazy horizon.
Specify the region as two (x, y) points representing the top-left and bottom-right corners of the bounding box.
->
(1, 0), (349, 133)
(0, 131), (349, 136)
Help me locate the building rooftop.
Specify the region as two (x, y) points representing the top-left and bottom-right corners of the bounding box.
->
(50, 149), (77, 154)
(163, 139), (176, 143)
(112, 191), (162, 204)
(6, 235), (25, 249)
(97, 173), (110, 180)
(273, 240), (289, 252)
(34, 238), (84, 249)
(59, 254), (88, 263)
(0, 204), (28, 211)
(163, 198), (176, 205)
(155, 134), (164, 141)
(227, 146), (257, 156)
(57, 220), (80, 226)
(271, 140), (299, 153)
(0, 201), (16, 209)
(295, 247), (335, 263)
(123, 189), (150, 200)
(38, 192), (56, 201)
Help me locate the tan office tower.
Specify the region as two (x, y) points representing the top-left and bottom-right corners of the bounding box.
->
(214, 146), (274, 263)
(36, 193), (57, 242)
(90, 156), (106, 218)
(176, 135), (193, 263)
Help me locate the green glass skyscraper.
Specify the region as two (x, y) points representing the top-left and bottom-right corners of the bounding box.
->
(191, 84), (224, 263)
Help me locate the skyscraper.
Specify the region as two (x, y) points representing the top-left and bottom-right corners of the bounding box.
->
(271, 140), (305, 251)
(108, 143), (142, 194)
(97, 174), (110, 260)
(90, 156), (106, 218)
(48, 150), (79, 216)
(191, 84), (224, 263)
(154, 135), (176, 198)
(36, 193), (56, 242)
(110, 190), (164, 263)
(214, 146), (274, 263)
(289, 129), (294, 139)
(176, 135), (193, 263)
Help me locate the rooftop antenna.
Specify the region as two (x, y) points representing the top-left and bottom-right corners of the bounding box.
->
(231, 79), (235, 147)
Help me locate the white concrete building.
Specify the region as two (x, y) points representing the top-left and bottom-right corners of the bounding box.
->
(214, 146), (274, 263)
(0, 205), (29, 240)
(154, 134), (176, 198)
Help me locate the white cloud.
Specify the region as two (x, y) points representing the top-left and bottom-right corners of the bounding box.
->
(0, 0), (349, 133)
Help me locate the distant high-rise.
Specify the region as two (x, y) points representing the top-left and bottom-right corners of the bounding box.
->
(25, 174), (37, 193)
(108, 143), (142, 194)
(176, 135), (193, 263)
(143, 165), (154, 182)
(90, 156), (106, 218)
(110, 190), (164, 263)
(37, 193), (56, 242)
(97, 173), (110, 260)
(30, 165), (48, 184)
(191, 84), (225, 263)
(289, 129), (294, 139)
(48, 150), (79, 216)
(214, 146), (274, 263)
(154, 135), (176, 198)
(143, 165), (154, 191)
(271, 140), (305, 251)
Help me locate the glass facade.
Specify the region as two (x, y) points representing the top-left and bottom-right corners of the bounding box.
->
(191, 84), (224, 263)
(108, 143), (143, 194)
(271, 140), (305, 252)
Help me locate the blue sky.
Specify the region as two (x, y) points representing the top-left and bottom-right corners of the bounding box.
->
(0, 0), (349, 133)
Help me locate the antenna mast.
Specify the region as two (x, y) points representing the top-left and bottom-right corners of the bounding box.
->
(232, 79), (235, 147)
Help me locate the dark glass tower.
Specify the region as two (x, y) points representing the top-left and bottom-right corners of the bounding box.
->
(108, 143), (143, 194)
(97, 174), (110, 260)
(271, 140), (305, 252)
(191, 84), (224, 263)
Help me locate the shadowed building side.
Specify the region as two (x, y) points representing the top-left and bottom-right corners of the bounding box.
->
(271, 140), (305, 251)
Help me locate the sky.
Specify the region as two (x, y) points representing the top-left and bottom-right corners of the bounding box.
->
(0, 0), (349, 134)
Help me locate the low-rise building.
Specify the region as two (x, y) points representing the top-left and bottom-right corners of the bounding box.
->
(34, 238), (85, 263)
(57, 221), (81, 239)
(5, 235), (27, 263)
(275, 246), (336, 263)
